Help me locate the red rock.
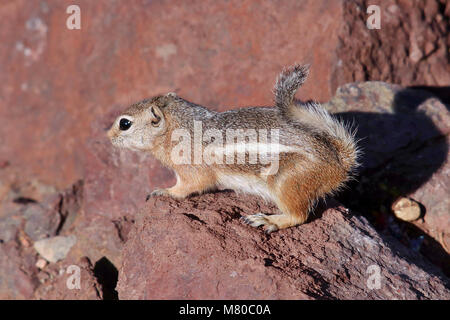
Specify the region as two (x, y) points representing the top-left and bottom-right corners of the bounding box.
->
(0, 241), (38, 299)
(34, 257), (103, 300)
(117, 192), (450, 299)
(0, 0), (449, 300)
(67, 214), (126, 268)
(324, 81), (450, 276)
(333, 0), (450, 90)
(0, 161), (9, 169)
(1, 0), (447, 200)
(0, 0), (343, 190)
(82, 115), (175, 221)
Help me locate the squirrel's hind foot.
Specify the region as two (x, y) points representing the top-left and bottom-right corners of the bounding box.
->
(241, 212), (307, 234)
(146, 188), (172, 201)
(241, 213), (279, 234)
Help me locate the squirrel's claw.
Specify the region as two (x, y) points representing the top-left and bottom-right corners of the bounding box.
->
(240, 213), (279, 234)
(146, 188), (169, 201)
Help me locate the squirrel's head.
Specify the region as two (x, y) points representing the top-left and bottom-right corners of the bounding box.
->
(108, 93), (176, 151)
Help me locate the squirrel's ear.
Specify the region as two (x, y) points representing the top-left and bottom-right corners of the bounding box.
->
(149, 105), (164, 127)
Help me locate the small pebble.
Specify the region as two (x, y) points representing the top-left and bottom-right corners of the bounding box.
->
(35, 258), (47, 269)
(34, 235), (77, 263)
(392, 197), (422, 222)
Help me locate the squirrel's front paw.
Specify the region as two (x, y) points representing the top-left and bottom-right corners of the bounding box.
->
(146, 188), (170, 201)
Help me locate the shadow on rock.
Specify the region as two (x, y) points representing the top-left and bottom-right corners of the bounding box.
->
(324, 83), (449, 277)
(93, 257), (119, 300)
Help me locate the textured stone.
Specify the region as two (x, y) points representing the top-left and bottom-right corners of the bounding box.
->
(67, 214), (128, 268)
(0, 0), (449, 300)
(23, 199), (61, 242)
(0, 0), (344, 191)
(0, 192), (61, 243)
(324, 81), (450, 276)
(332, 0), (450, 92)
(34, 257), (103, 300)
(34, 235), (77, 263)
(392, 198), (422, 222)
(0, 241), (38, 299)
(5, 0), (446, 202)
(35, 259), (47, 270)
(117, 192), (450, 300)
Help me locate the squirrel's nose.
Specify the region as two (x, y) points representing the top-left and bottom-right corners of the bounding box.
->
(104, 121), (114, 132)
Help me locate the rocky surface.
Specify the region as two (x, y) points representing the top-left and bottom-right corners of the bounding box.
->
(324, 82), (450, 276)
(34, 235), (77, 263)
(392, 198), (422, 222)
(0, 240), (38, 299)
(333, 0), (450, 91)
(0, 1), (449, 299)
(117, 192), (449, 300)
(0, 0), (344, 192)
(0, 181), (105, 299)
(33, 257), (104, 300)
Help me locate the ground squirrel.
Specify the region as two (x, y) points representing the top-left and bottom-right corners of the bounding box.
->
(108, 64), (359, 233)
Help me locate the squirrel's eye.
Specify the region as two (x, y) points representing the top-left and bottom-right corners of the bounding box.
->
(119, 118), (132, 131)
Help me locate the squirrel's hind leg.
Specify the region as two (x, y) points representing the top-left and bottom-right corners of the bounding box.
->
(242, 163), (319, 233)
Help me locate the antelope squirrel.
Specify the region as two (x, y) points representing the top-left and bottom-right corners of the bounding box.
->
(108, 64), (359, 233)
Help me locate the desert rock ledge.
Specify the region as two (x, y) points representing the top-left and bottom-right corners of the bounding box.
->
(117, 191), (449, 299)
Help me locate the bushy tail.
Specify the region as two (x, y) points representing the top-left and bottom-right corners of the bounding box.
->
(274, 64), (310, 119)
(274, 64), (360, 173)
